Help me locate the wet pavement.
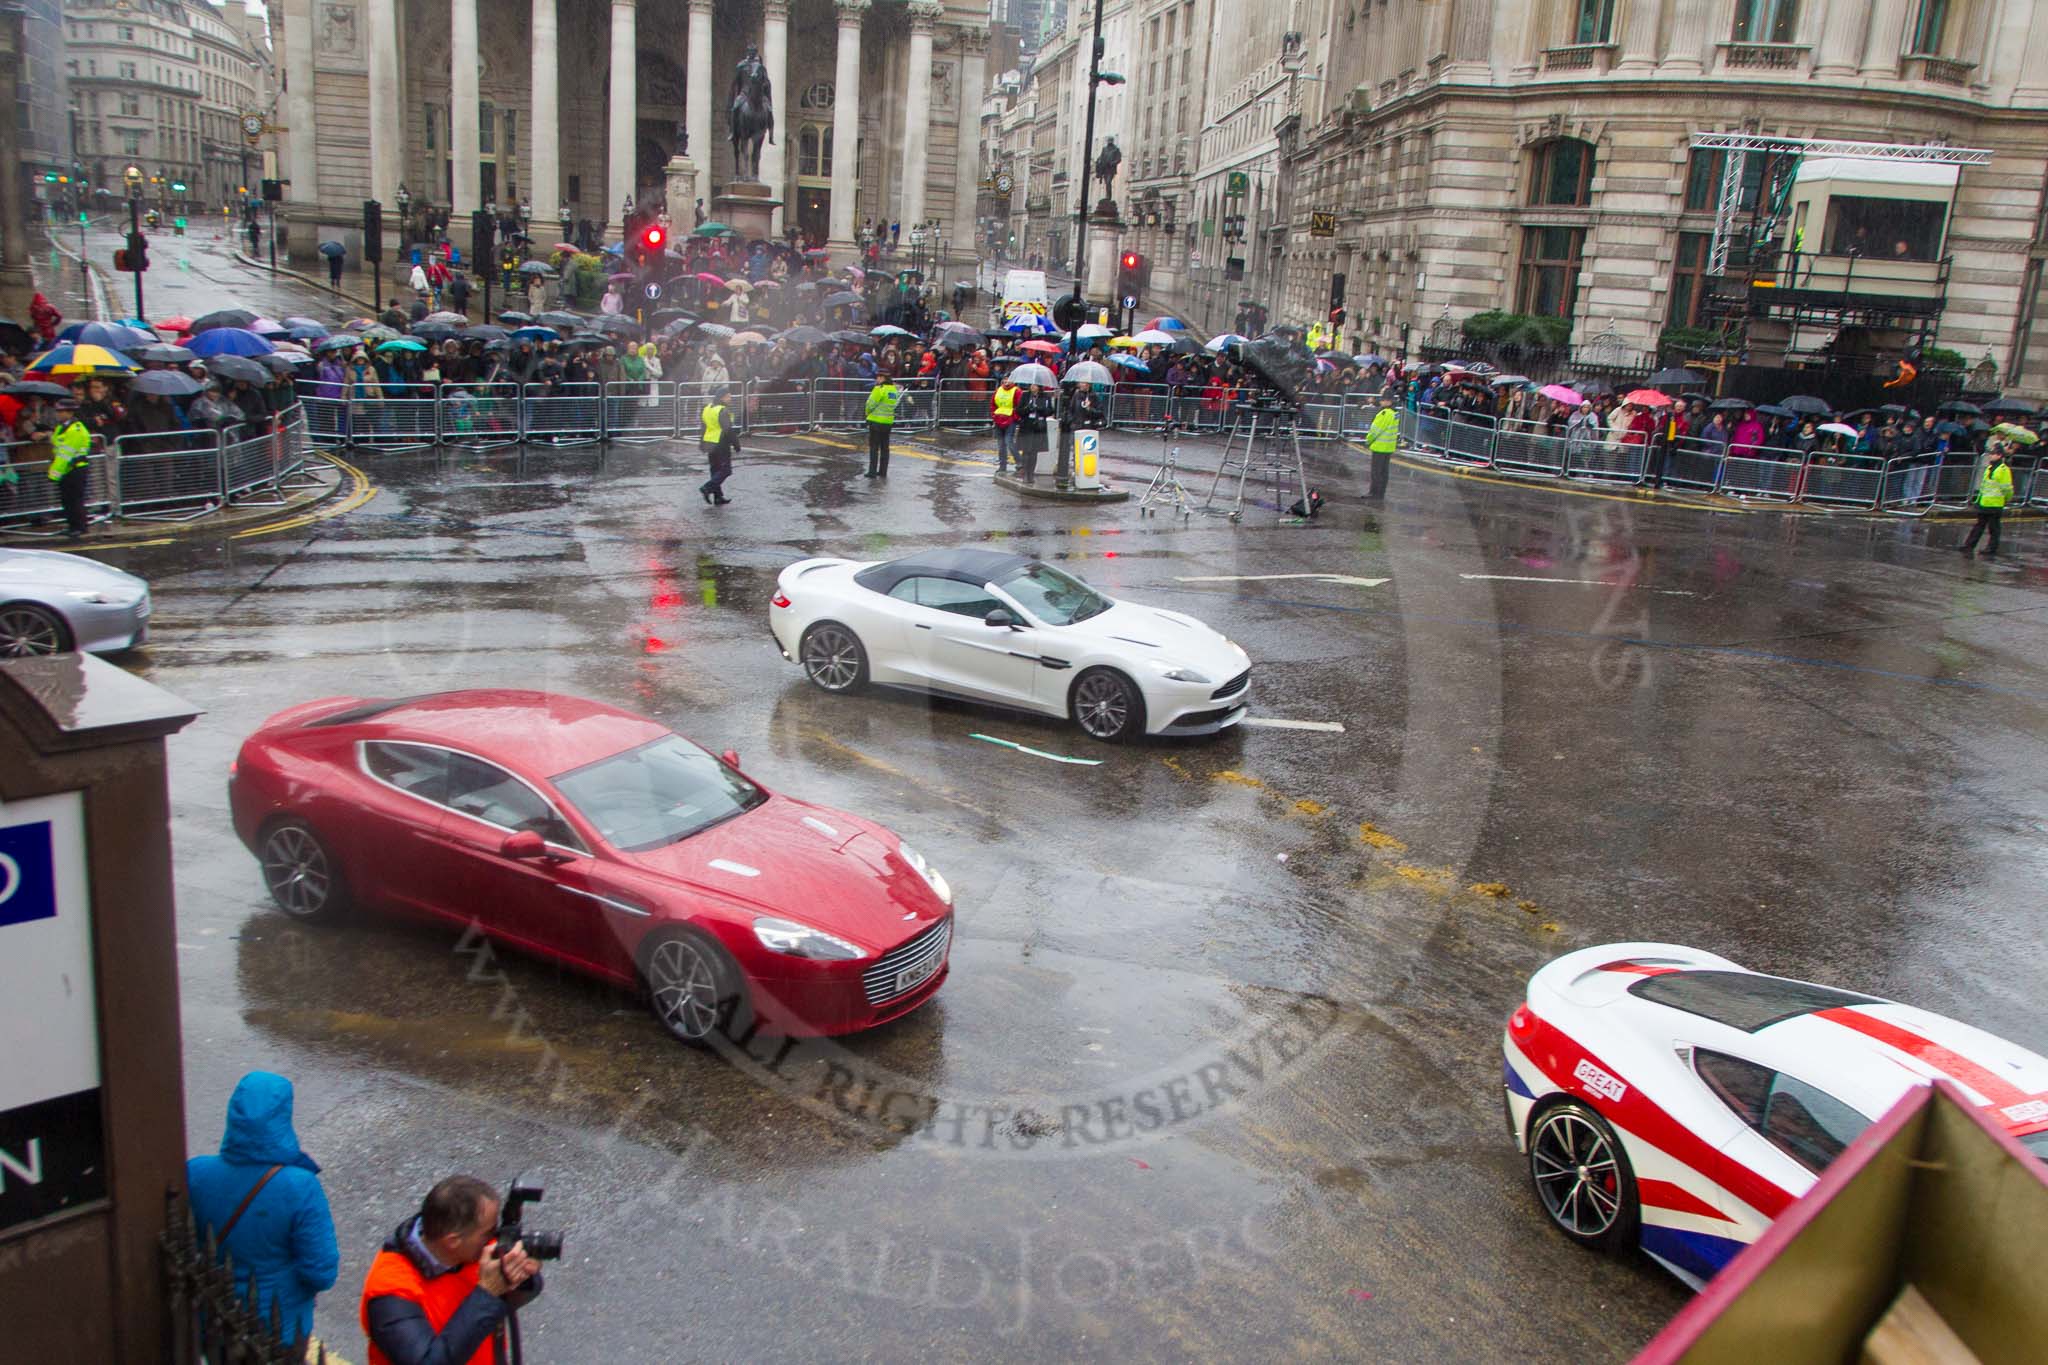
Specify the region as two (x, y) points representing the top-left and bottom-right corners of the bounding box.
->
(84, 394), (2048, 1360)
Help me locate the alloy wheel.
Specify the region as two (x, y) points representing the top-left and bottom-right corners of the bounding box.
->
(261, 824), (334, 919)
(646, 936), (725, 1041)
(0, 604), (66, 657)
(801, 624), (863, 691)
(1073, 671), (1133, 740)
(1530, 1108), (1624, 1238)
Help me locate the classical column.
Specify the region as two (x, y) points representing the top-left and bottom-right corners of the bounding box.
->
(1860, 0), (1910, 77)
(281, 0), (318, 216)
(609, 0), (637, 237)
(530, 0), (560, 225)
(365, 0), (401, 208)
(951, 29), (989, 260)
(1659, 0), (1714, 74)
(2013, 0), (2048, 101)
(1444, 0), (1492, 77)
(451, 0), (481, 222)
(1814, 0), (1870, 76)
(762, 0), (789, 220)
(902, 1), (941, 229)
(1612, 0), (1661, 74)
(687, 0), (715, 194)
(829, 0), (869, 249)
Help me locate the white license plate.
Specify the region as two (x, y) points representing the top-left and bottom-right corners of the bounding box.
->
(896, 953), (943, 994)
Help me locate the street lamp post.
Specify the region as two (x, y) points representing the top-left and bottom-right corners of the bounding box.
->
(395, 182), (412, 264)
(1063, 0), (1125, 360)
(122, 165), (145, 318)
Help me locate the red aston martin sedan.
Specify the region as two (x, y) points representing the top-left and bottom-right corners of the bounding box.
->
(228, 690), (954, 1042)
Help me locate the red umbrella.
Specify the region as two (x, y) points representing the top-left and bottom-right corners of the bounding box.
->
(694, 272), (728, 286)
(157, 316), (193, 333)
(1021, 339), (1061, 354)
(1624, 388), (1673, 407)
(551, 242), (578, 253)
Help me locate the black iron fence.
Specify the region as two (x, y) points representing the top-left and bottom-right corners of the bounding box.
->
(163, 1187), (330, 1365)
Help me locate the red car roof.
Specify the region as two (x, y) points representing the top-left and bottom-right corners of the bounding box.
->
(351, 690), (671, 779)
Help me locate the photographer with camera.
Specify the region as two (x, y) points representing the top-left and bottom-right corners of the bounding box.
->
(359, 1175), (547, 1365)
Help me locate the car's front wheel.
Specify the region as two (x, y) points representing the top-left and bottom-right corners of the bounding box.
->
(258, 819), (350, 922)
(1070, 667), (1145, 742)
(639, 929), (752, 1047)
(799, 621), (869, 693)
(0, 602), (71, 657)
(1527, 1100), (1639, 1254)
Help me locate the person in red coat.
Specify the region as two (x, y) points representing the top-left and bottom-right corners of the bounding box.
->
(29, 292), (62, 344)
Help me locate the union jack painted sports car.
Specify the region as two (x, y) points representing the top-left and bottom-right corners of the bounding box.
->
(1503, 943), (2048, 1288)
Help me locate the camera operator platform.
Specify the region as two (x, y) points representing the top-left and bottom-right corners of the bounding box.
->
(1202, 396), (1311, 524)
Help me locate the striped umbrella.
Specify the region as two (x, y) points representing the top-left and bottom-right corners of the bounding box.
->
(26, 342), (139, 375)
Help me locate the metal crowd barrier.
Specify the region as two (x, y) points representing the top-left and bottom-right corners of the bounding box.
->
(1, 409), (312, 532)
(604, 380), (678, 444)
(111, 431), (226, 521)
(522, 381), (604, 447)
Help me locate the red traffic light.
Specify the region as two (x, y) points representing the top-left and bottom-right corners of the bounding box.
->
(1121, 252), (1139, 269)
(642, 226), (666, 251)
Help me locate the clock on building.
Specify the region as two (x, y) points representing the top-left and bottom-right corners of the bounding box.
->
(994, 171), (1013, 194)
(241, 113), (266, 141)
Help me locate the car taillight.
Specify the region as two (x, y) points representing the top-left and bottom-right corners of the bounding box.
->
(228, 759), (238, 776)
(771, 592), (792, 608)
(1508, 1005), (1532, 1034)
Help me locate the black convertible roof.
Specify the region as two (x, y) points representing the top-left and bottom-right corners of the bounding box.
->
(856, 548), (1032, 592)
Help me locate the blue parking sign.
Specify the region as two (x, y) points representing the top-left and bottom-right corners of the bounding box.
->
(0, 821), (57, 929)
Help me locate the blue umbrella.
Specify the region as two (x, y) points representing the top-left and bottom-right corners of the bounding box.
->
(1004, 314), (1057, 335)
(287, 323), (329, 341)
(1105, 353), (1151, 372)
(314, 335), (359, 354)
(1354, 354), (1387, 366)
(56, 320), (156, 351)
(510, 326), (560, 342)
(185, 327), (277, 357)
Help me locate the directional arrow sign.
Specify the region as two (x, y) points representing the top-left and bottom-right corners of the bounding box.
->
(1173, 573), (1389, 588)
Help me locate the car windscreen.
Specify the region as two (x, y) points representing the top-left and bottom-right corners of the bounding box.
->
(552, 736), (767, 852)
(997, 562), (1110, 625)
(1628, 970), (1878, 1033)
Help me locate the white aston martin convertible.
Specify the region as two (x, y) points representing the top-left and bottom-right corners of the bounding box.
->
(769, 549), (1251, 741)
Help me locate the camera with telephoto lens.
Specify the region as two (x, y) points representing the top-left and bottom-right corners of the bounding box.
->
(495, 1177), (565, 1261)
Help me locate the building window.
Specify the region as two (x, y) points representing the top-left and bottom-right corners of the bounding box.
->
(120, 25), (134, 41)
(120, 61), (138, 80)
(424, 104), (438, 151)
(1910, 0), (1950, 53)
(1528, 138), (1595, 207)
(1573, 0), (1615, 44)
(480, 102), (495, 155)
(1682, 149), (1764, 213)
(123, 131), (143, 156)
(1822, 196), (1946, 260)
(1731, 0), (1799, 42)
(121, 94), (140, 116)
(567, 173), (581, 203)
(1516, 226), (1585, 319)
(504, 111), (516, 161)
(797, 124), (834, 178)
(1667, 232), (1712, 327)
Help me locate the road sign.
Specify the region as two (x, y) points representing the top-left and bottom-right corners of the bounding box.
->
(1226, 171), (1249, 197)
(644, 281), (664, 300)
(1120, 293), (1137, 310)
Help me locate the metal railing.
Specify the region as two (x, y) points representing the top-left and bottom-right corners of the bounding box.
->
(163, 1186), (331, 1365)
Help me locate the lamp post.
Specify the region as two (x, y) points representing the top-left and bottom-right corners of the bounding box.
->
(1063, 0), (1126, 359)
(123, 164), (145, 318)
(395, 182), (412, 263)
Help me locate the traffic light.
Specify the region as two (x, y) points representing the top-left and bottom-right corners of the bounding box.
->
(1052, 291), (1087, 332)
(1116, 250), (1146, 302)
(1328, 308), (1346, 328)
(637, 222), (667, 267)
(363, 199), (384, 259)
(127, 231), (150, 272)
(471, 207), (496, 270)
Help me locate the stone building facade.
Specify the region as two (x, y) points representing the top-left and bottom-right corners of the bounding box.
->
(273, 0), (990, 269)
(1267, 0), (2048, 392)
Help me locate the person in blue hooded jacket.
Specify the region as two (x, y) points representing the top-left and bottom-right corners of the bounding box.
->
(186, 1072), (340, 1350)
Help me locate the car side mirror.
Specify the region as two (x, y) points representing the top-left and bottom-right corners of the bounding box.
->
(720, 749), (741, 770)
(500, 830), (548, 860)
(985, 608), (1017, 629)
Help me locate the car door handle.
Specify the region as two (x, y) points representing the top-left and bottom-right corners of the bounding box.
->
(914, 622), (933, 630)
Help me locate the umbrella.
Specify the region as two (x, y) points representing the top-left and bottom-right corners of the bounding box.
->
(189, 309), (257, 334)
(57, 321), (156, 350)
(1106, 336), (1141, 349)
(1204, 333), (1247, 351)
(1073, 323), (1115, 340)
(693, 222), (735, 237)
(0, 319), (31, 350)
(1489, 374), (1531, 388)
(934, 330), (977, 351)
(1780, 395), (1833, 417)
(410, 322), (459, 341)
(1130, 329), (1177, 345)
(1106, 354), (1150, 372)
(870, 324), (916, 338)
(282, 316), (327, 330)
(1147, 317), (1189, 331)
(828, 329), (868, 344)
(694, 323), (736, 340)
(1065, 360), (1114, 386)
(250, 318), (289, 335)
(589, 315), (642, 336)
(1623, 388), (1673, 407)
(1008, 362), (1057, 387)
(781, 326), (829, 345)
(1539, 383), (1585, 406)
(376, 338), (429, 353)
(357, 325), (402, 343)
(519, 262), (559, 277)
(2, 380), (74, 399)
(725, 278), (755, 292)
(1314, 358), (1337, 374)
(155, 315), (194, 334)
(1354, 354), (1388, 366)
(510, 326), (560, 342)
(651, 309), (701, 327)
(424, 311), (468, 325)
(131, 369), (204, 397)
(1980, 396), (2038, 417)
(1817, 422), (1860, 438)
(1991, 422), (2040, 445)
(755, 279), (783, 289)
(498, 311), (536, 325)
(341, 318), (374, 331)
(731, 331), (770, 345)
(1933, 420), (1968, 437)
(606, 272), (636, 284)
(536, 311), (582, 330)
(564, 334), (614, 350)
(286, 323), (330, 342)
(1754, 404), (1794, 419)
(313, 335), (359, 354)
(1938, 399), (1983, 417)
(1646, 366), (1707, 388)
(318, 241), (346, 258)
(1708, 396), (1752, 412)
(1021, 339), (1061, 354)
(185, 328), (277, 358)
(550, 243), (579, 254)
(262, 352), (313, 373)
(824, 292), (863, 308)
(600, 242), (625, 256)
(1572, 376), (1616, 397)
(805, 248), (831, 259)
(204, 355), (272, 384)
(1878, 403), (1912, 416)
(140, 344), (197, 365)
(460, 325), (508, 341)
(27, 342), (140, 375)
(841, 266), (866, 279)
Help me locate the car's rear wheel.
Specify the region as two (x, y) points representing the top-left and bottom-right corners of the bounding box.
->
(1070, 667), (1145, 743)
(799, 621), (869, 693)
(640, 930), (751, 1047)
(0, 602), (71, 657)
(1527, 1100), (1639, 1254)
(259, 819), (350, 922)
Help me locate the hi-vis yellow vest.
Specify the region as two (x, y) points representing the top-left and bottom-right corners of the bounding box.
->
(993, 385), (1018, 418)
(1978, 461), (2012, 509)
(866, 383), (903, 424)
(48, 421), (91, 479)
(701, 402), (727, 445)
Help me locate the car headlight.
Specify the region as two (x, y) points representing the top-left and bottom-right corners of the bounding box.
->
(65, 590), (125, 605)
(1155, 663), (1213, 685)
(752, 916), (865, 961)
(896, 842), (953, 906)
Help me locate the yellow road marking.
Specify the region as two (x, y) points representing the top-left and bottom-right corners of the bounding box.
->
(230, 456), (375, 540)
(785, 431), (994, 473)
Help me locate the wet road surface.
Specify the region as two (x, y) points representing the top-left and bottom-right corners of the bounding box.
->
(96, 420), (2046, 1361)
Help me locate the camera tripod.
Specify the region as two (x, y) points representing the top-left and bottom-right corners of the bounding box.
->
(1202, 399), (1310, 523)
(1137, 421), (1196, 519)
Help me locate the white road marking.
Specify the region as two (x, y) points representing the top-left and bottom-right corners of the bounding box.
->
(1240, 717), (1347, 733)
(1175, 573), (1390, 588)
(1459, 573), (1695, 596)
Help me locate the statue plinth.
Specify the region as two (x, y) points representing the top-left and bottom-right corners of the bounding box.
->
(664, 156), (701, 229)
(712, 180), (782, 243)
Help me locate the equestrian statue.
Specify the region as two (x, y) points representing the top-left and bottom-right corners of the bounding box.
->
(729, 46), (775, 182)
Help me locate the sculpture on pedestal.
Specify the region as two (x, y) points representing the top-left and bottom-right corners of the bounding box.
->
(729, 45), (775, 183)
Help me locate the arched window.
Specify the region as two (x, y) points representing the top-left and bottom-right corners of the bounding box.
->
(1528, 138), (1595, 208)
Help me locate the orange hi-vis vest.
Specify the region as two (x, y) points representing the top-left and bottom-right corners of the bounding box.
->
(361, 1247), (495, 1365)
